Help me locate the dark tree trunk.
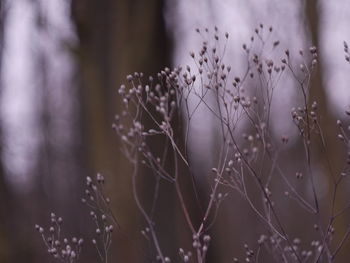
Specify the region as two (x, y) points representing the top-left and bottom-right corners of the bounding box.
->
(71, 0), (173, 261)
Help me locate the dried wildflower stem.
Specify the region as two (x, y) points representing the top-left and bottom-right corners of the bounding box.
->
(35, 28), (350, 263)
(332, 224), (350, 260)
(226, 126), (303, 263)
(108, 28), (350, 262)
(173, 145), (196, 233)
(196, 170), (221, 236)
(131, 157), (166, 262)
(240, 98), (317, 214)
(299, 77), (319, 213)
(137, 95), (189, 167)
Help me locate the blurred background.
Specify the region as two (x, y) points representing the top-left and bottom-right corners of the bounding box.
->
(1, 0), (350, 262)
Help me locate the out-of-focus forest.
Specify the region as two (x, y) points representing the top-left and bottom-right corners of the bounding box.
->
(0, 0), (350, 262)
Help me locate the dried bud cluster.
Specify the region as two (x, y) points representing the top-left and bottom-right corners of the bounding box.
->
(112, 26), (350, 262)
(81, 174), (116, 262)
(35, 25), (350, 263)
(179, 248), (192, 262)
(35, 213), (83, 261)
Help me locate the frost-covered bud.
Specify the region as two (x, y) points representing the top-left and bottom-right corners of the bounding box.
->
(203, 235), (211, 243)
(86, 176), (92, 186)
(338, 134), (345, 141)
(228, 160), (234, 167)
(309, 46), (317, 54)
(118, 85), (126, 94)
(65, 245), (71, 252)
(312, 59), (317, 67)
(96, 173), (105, 183)
(192, 241), (200, 248)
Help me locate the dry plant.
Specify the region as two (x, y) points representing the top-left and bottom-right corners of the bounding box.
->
(36, 25), (350, 263)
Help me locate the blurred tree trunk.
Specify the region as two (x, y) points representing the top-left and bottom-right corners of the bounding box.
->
(0, 153), (12, 263)
(24, 1), (90, 262)
(0, 1), (11, 261)
(71, 0), (173, 261)
(305, 0), (336, 156)
(305, 0), (341, 210)
(305, 1), (348, 260)
(305, 0), (347, 182)
(0, 1), (15, 261)
(0, 162), (13, 262)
